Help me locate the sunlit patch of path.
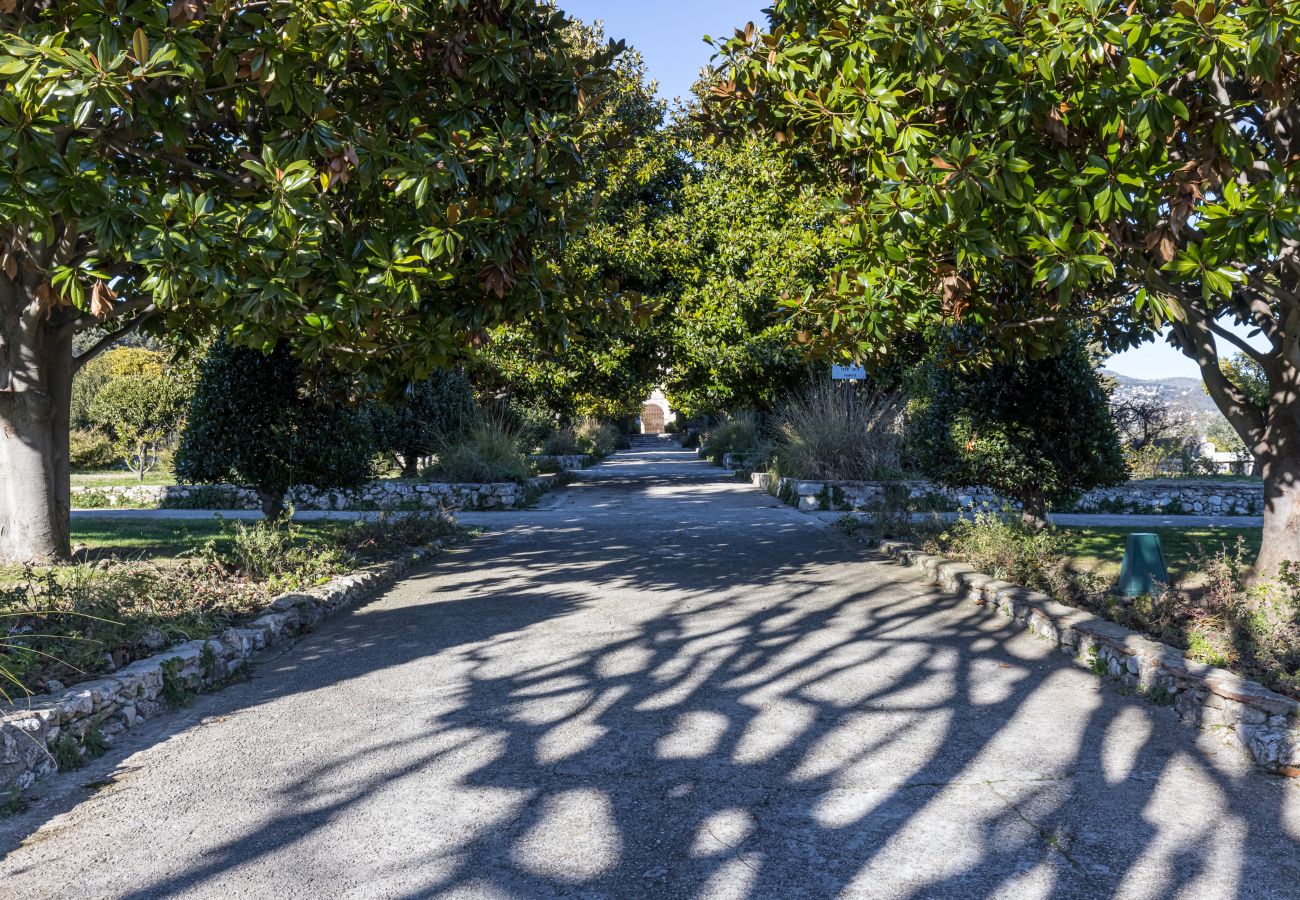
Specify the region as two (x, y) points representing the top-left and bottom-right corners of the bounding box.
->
(5, 448), (1299, 899)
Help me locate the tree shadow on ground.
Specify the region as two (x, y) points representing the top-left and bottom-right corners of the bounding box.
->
(4, 454), (1298, 898)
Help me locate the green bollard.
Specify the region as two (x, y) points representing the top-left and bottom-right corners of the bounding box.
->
(1117, 532), (1170, 597)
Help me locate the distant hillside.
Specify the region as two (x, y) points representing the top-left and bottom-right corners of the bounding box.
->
(1101, 370), (1219, 424)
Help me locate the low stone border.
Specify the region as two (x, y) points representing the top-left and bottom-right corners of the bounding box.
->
(758, 475), (1264, 517)
(0, 544), (442, 795)
(71, 474), (561, 513)
(879, 541), (1300, 773)
(528, 454), (593, 471)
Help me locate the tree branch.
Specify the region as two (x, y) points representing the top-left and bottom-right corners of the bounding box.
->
(72, 306), (157, 373)
(1242, 285), (1286, 349)
(104, 140), (252, 189)
(67, 295), (154, 334)
(1207, 318), (1269, 367)
(1171, 309), (1268, 456)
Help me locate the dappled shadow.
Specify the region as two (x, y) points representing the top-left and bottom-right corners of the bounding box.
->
(3, 450), (1297, 897)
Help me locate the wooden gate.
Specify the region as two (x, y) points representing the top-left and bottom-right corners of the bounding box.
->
(641, 403), (665, 434)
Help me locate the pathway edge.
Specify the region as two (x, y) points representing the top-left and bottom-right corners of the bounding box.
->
(1, 542), (446, 796)
(879, 540), (1300, 775)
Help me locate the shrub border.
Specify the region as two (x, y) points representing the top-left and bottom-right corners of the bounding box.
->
(879, 540), (1300, 774)
(1, 543), (444, 796)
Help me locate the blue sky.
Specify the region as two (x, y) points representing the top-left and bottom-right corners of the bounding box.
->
(557, 1), (1206, 381)
(558, 1), (765, 104)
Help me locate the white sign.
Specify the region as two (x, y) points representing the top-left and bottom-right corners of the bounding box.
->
(831, 364), (866, 381)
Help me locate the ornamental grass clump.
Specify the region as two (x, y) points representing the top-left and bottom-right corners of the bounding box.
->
(426, 413), (532, 484)
(702, 411), (768, 464)
(770, 382), (905, 482)
(573, 418), (621, 458)
(542, 428), (584, 456)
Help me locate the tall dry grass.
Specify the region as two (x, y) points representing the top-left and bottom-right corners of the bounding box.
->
(770, 381), (905, 481)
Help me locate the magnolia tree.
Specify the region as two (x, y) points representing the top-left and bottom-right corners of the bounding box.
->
(713, 0), (1300, 576)
(0, 1), (622, 562)
(664, 126), (838, 417)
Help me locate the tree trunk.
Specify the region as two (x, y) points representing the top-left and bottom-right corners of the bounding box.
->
(1020, 493), (1048, 531)
(258, 488), (286, 522)
(1252, 455), (1300, 580)
(400, 452), (419, 479)
(0, 321), (74, 565)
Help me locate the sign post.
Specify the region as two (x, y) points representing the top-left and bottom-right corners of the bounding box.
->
(831, 365), (866, 416)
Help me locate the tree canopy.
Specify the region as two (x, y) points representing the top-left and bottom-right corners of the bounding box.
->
(2, 0), (627, 372)
(0, 0), (629, 563)
(710, 0), (1300, 573)
(473, 25), (679, 424)
(663, 125), (834, 418)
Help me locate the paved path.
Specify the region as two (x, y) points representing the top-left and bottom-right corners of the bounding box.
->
(7, 449), (1299, 898)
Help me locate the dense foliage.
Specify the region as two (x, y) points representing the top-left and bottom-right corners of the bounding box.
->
(475, 28), (679, 422)
(711, 0), (1300, 573)
(2, 0), (626, 370)
(664, 128), (833, 417)
(71, 348), (165, 430)
(175, 340), (374, 518)
(371, 371), (476, 478)
(88, 368), (187, 479)
(910, 337), (1128, 523)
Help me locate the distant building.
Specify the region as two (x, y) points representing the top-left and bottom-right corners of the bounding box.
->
(639, 389), (675, 434)
(1200, 442), (1253, 476)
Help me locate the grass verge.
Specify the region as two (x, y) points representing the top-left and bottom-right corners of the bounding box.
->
(840, 510), (1295, 699)
(2, 512), (462, 700)
(71, 471), (177, 489)
(1056, 526), (1263, 582)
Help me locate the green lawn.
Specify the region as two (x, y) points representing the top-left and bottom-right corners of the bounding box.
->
(1056, 526), (1261, 581)
(71, 470), (177, 488)
(69, 517), (340, 560)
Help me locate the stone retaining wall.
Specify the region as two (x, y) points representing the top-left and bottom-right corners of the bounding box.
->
(756, 474), (1264, 517)
(720, 452), (761, 470)
(0, 545), (440, 795)
(528, 454), (593, 471)
(880, 541), (1300, 772)
(1067, 482), (1261, 515)
(71, 475), (560, 512)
